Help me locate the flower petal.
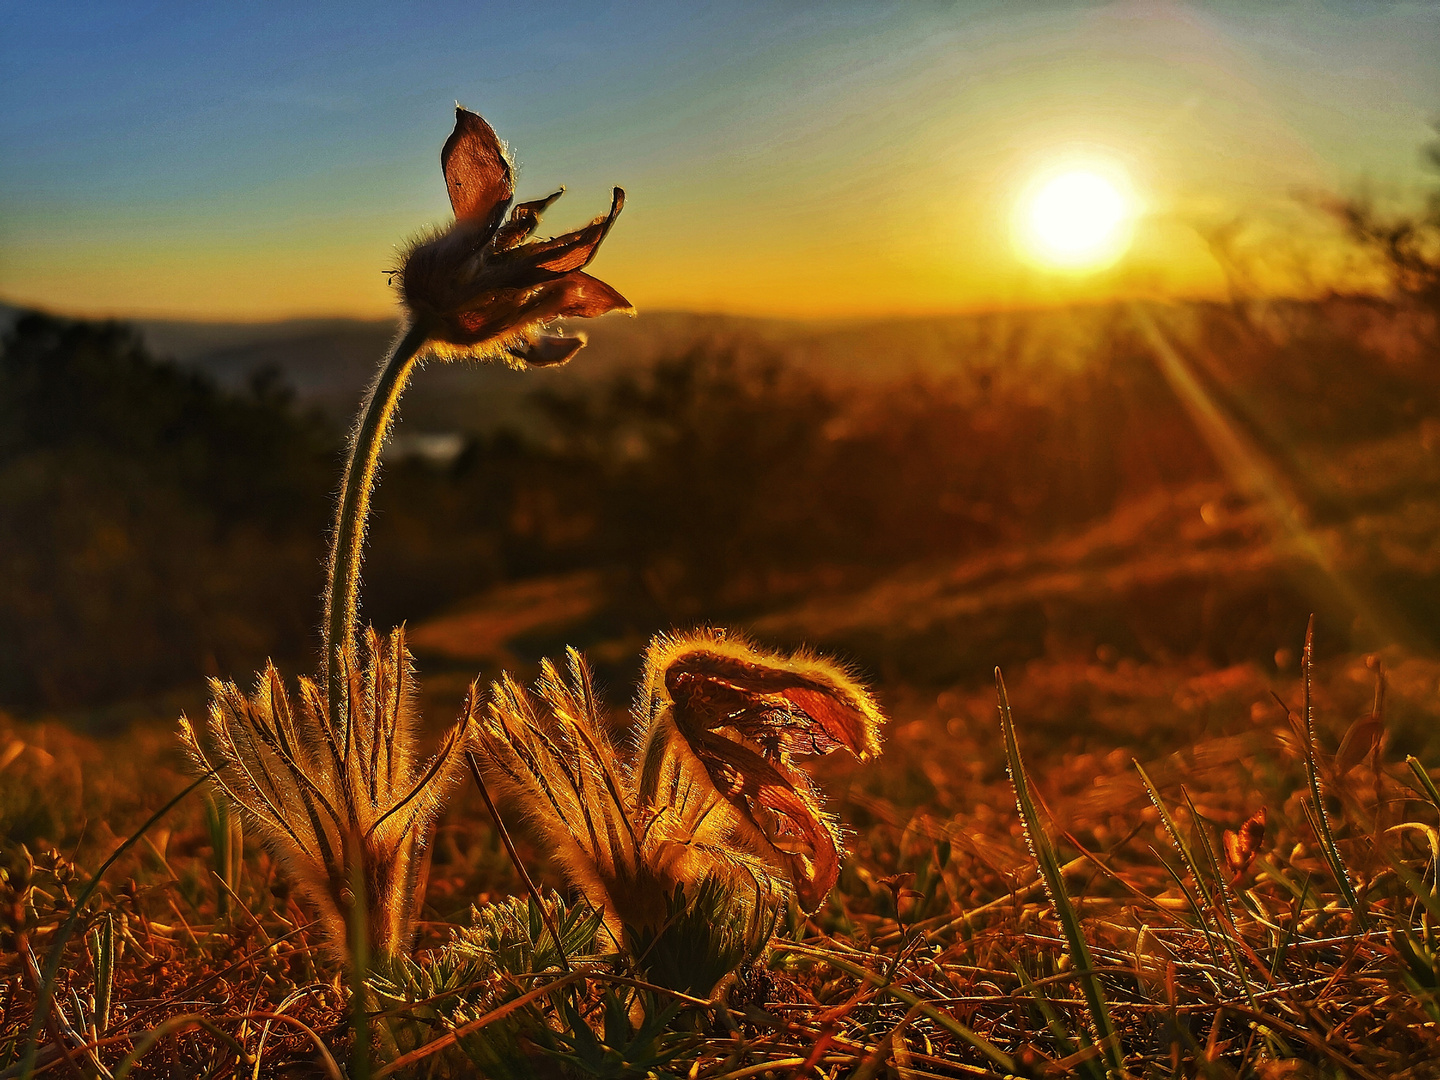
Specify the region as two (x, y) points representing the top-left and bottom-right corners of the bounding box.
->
(663, 649), (884, 761)
(494, 188), (566, 251)
(518, 187), (626, 276)
(442, 107), (514, 230)
(505, 331), (588, 367)
(443, 273), (631, 349)
(687, 729), (840, 913)
(524, 271), (634, 321)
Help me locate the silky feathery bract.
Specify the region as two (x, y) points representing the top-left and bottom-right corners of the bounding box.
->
(181, 627), (466, 961)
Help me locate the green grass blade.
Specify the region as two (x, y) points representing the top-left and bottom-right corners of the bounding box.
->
(997, 669), (1124, 1074)
(1134, 761), (1214, 908)
(1383, 849), (1440, 923)
(85, 914), (115, 1035)
(1179, 787), (1225, 898)
(1014, 964), (1107, 1080)
(1181, 787), (1258, 1008)
(1300, 798), (1367, 931)
(1407, 756), (1440, 815)
(1137, 762), (1256, 1004)
(1152, 851), (1229, 975)
(1297, 618), (1369, 931)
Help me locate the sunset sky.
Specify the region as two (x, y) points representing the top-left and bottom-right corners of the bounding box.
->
(2, 1), (1435, 322)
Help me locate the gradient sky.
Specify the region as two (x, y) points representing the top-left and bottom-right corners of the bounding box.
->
(1, 1), (1435, 321)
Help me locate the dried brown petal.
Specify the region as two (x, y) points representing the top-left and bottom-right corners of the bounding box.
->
(505, 332), (588, 367)
(494, 188), (566, 250)
(526, 271), (634, 321)
(515, 188), (626, 276)
(688, 728), (840, 912)
(450, 272), (632, 347)
(442, 107), (514, 229)
(1222, 806), (1267, 881)
(664, 648), (883, 761)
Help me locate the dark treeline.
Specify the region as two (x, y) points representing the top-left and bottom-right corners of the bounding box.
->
(2, 274), (1437, 712)
(0, 315), (335, 710)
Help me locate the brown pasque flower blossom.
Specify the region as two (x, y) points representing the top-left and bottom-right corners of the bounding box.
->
(399, 106), (632, 366)
(471, 629), (885, 950)
(639, 631), (885, 913)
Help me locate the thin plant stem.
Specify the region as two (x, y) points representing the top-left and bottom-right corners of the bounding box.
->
(323, 320), (430, 731)
(466, 752), (572, 973)
(348, 846), (371, 1080)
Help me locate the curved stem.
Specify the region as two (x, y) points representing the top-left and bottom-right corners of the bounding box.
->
(324, 321), (430, 730)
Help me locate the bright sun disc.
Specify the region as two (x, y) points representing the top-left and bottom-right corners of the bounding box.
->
(1017, 167), (1134, 271)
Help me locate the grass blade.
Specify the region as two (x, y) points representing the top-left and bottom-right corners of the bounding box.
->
(1407, 756), (1440, 816)
(1014, 964), (1106, 1080)
(773, 941), (1018, 1076)
(1181, 787), (1259, 1008)
(1297, 618), (1369, 930)
(20, 768), (215, 1080)
(1136, 762), (1256, 1005)
(997, 668), (1123, 1074)
(85, 914), (115, 1036)
(1134, 762), (1214, 908)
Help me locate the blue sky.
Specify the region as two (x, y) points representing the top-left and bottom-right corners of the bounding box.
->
(2, 1), (1435, 319)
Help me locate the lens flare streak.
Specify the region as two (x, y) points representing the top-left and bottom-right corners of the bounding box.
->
(1128, 303), (1406, 647)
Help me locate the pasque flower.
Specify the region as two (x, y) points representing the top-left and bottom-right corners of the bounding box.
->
(323, 105), (632, 746)
(181, 105), (633, 969)
(399, 106), (633, 366)
(471, 630), (885, 956)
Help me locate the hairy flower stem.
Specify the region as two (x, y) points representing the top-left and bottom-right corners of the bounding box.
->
(324, 320), (431, 731)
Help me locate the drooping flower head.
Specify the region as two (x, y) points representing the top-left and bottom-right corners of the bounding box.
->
(399, 107), (632, 367)
(635, 629), (885, 913)
(470, 630), (886, 955)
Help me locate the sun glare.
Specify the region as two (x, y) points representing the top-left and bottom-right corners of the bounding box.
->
(1016, 165), (1135, 272)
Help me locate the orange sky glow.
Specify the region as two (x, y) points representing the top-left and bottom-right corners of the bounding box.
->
(2, 2), (1435, 323)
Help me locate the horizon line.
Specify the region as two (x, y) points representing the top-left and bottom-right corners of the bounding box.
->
(0, 289), (1384, 331)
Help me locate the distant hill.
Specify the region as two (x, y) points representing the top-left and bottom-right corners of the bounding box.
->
(1, 298), (1136, 435)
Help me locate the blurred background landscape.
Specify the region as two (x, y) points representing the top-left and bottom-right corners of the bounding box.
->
(4, 1), (1437, 738)
(3, 173), (1437, 741)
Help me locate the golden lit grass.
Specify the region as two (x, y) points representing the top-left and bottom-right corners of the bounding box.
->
(5, 636), (1440, 1077)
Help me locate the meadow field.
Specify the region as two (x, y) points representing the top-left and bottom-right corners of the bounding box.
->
(4, 234), (1440, 1079)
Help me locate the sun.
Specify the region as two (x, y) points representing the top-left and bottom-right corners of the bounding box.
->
(1015, 165), (1135, 271)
